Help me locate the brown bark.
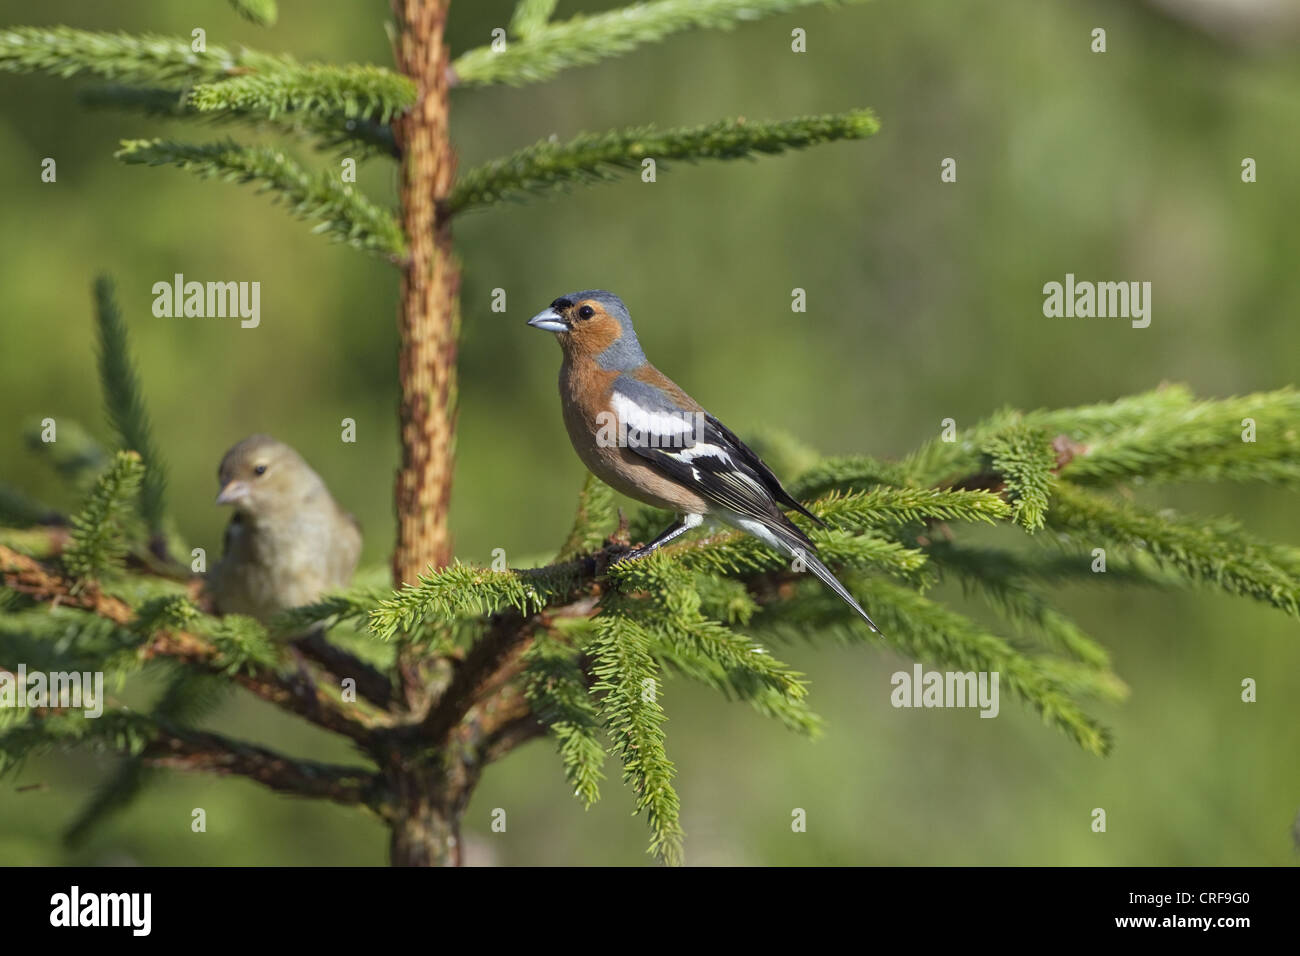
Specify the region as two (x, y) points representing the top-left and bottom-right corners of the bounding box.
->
(386, 0), (467, 866)
(391, 0), (460, 588)
(143, 728), (379, 808)
(294, 630), (395, 708)
(386, 761), (477, 867)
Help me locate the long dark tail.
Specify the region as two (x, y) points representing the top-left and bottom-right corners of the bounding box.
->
(801, 548), (882, 634)
(766, 517), (882, 634)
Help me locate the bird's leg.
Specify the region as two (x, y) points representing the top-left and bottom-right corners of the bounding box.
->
(287, 637), (320, 706)
(618, 513), (704, 562)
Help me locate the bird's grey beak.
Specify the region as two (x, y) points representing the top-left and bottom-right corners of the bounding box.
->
(216, 480), (250, 506)
(527, 307), (569, 333)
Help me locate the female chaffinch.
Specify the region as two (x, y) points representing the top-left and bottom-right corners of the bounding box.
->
(528, 290), (880, 633)
(208, 435), (361, 626)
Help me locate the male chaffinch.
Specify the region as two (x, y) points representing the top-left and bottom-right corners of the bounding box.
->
(528, 290), (880, 633)
(207, 435), (362, 625)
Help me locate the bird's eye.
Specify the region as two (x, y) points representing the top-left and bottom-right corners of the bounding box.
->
(577, 305), (595, 320)
(253, 464), (268, 476)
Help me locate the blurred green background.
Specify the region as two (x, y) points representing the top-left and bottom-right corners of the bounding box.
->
(2, 0), (1298, 865)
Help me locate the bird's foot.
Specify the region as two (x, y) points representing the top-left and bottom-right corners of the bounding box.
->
(612, 544), (653, 565)
(287, 644), (320, 706)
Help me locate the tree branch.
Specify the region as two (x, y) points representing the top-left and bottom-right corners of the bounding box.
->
(188, 64), (415, 123)
(0, 26), (293, 86)
(420, 584), (603, 741)
(79, 84), (401, 159)
(115, 139), (407, 260)
(421, 607), (537, 741)
(0, 544), (380, 744)
(407, 439), (1096, 754)
(451, 0), (872, 87)
(477, 685), (546, 763)
(142, 724), (379, 808)
(444, 111), (879, 216)
(293, 630), (395, 709)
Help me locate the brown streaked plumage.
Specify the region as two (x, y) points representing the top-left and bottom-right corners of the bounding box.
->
(208, 435), (362, 628)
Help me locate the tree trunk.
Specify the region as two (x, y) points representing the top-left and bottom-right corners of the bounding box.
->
(391, 0), (459, 589)
(389, 794), (463, 866)
(386, 759), (477, 867)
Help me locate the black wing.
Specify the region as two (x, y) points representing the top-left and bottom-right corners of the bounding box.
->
(611, 379), (881, 633)
(701, 413), (823, 526)
(611, 377), (819, 535)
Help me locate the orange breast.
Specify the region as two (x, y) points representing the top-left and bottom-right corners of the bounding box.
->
(558, 358), (711, 514)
